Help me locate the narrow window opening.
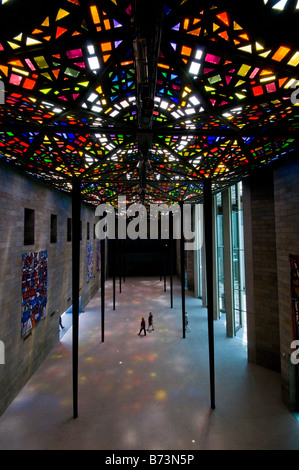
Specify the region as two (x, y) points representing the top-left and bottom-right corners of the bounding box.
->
(67, 217), (72, 242)
(51, 214), (57, 243)
(24, 208), (35, 245)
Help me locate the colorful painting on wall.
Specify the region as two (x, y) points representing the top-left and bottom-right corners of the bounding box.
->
(290, 254), (299, 341)
(96, 241), (101, 272)
(21, 250), (48, 336)
(86, 243), (93, 281)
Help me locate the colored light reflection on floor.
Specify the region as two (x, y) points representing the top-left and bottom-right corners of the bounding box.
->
(1, 277), (298, 450)
(155, 389), (167, 401)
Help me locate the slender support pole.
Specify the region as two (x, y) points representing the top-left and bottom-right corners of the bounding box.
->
(122, 240), (126, 283)
(163, 243), (167, 292)
(203, 179), (216, 410)
(72, 177), (81, 419)
(159, 239), (162, 282)
(170, 212), (173, 308)
(101, 237), (106, 343)
(119, 240), (122, 293)
(180, 202), (186, 338)
(112, 240), (116, 311)
(113, 274), (116, 310)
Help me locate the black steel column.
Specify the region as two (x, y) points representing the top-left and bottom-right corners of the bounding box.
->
(112, 240), (116, 311)
(72, 177), (81, 419)
(101, 237), (106, 342)
(180, 202), (186, 338)
(119, 239), (122, 293)
(203, 179), (215, 410)
(159, 238), (162, 282)
(170, 212), (173, 308)
(122, 239), (126, 283)
(163, 243), (167, 292)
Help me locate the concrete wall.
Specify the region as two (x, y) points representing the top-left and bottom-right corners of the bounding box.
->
(273, 157), (299, 409)
(244, 158), (299, 409)
(243, 169), (280, 372)
(0, 164), (100, 416)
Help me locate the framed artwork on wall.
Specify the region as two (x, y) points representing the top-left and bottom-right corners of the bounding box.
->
(96, 240), (101, 272)
(290, 254), (299, 341)
(86, 243), (93, 281)
(21, 250), (48, 336)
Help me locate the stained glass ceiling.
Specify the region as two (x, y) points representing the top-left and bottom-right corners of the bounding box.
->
(0, 0), (298, 206)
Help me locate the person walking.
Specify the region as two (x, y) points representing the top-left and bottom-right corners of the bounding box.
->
(59, 316), (65, 330)
(147, 312), (154, 331)
(185, 312), (191, 331)
(138, 317), (146, 336)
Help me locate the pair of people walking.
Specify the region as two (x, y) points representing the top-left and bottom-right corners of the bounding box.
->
(138, 312), (154, 336)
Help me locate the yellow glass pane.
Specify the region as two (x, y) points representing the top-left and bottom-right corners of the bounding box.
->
(239, 33), (249, 40)
(260, 69), (273, 75)
(238, 64), (251, 76)
(41, 17), (50, 27)
(56, 9), (70, 21)
(238, 44), (252, 53)
(34, 56), (49, 68)
(12, 67), (29, 76)
(260, 75), (276, 82)
(7, 41), (21, 49)
(288, 52), (299, 67)
(233, 21), (242, 30)
(26, 37), (42, 46)
(13, 33), (22, 42)
(256, 42), (264, 51)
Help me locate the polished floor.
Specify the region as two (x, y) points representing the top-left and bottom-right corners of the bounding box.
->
(0, 276), (298, 450)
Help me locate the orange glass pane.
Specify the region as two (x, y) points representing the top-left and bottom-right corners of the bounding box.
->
(104, 19), (111, 30)
(183, 19), (189, 30)
(272, 46), (290, 62)
(181, 45), (192, 56)
(217, 12), (229, 26)
(101, 42), (112, 52)
(90, 5), (100, 24)
(188, 27), (201, 36)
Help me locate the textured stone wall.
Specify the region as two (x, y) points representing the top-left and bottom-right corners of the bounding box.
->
(0, 164), (100, 416)
(244, 159), (299, 410)
(243, 169), (280, 372)
(273, 156), (299, 409)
